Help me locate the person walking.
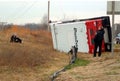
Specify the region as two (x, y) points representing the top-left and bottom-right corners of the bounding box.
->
(93, 27), (105, 57)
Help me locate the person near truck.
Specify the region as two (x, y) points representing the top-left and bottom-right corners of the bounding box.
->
(93, 27), (105, 57)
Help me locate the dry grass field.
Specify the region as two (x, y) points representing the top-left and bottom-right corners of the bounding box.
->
(0, 26), (120, 81)
(56, 50), (120, 81)
(0, 26), (68, 81)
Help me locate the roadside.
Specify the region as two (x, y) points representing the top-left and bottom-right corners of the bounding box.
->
(55, 51), (120, 81)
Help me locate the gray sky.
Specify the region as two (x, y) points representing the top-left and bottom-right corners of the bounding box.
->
(0, 0), (120, 25)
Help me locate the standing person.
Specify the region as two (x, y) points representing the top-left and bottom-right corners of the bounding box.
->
(93, 27), (105, 57)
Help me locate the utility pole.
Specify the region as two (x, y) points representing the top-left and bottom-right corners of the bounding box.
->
(111, 1), (115, 55)
(107, 1), (120, 55)
(48, 0), (50, 31)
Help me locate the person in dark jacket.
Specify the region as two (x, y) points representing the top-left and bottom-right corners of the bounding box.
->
(93, 27), (105, 57)
(10, 34), (22, 43)
(10, 34), (16, 43)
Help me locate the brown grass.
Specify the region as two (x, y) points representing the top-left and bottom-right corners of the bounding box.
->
(55, 50), (120, 81)
(0, 26), (68, 81)
(0, 26), (54, 67)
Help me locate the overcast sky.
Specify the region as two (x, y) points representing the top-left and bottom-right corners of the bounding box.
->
(0, 0), (120, 25)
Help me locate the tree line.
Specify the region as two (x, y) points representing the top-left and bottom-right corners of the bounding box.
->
(0, 15), (49, 30)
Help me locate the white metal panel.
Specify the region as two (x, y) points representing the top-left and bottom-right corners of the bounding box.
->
(56, 23), (76, 52)
(51, 21), (89, 53)
(77, 22), (89, 53)
(55, 24), (71, 52)
(50, 24), (58, 50)
(104, 28), (109, 43)
(67, 31), (75, 50)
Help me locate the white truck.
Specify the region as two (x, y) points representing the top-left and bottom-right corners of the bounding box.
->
(50, 16), (112, 53)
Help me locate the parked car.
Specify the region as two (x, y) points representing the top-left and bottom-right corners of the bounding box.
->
(117, 33), (120, 37)
(115, 33), (120, 44)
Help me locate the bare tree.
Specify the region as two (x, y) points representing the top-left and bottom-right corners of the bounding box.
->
(41, 14), (48, 30)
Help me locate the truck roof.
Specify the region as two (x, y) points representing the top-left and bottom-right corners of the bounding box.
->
(50, 16), (110, 24)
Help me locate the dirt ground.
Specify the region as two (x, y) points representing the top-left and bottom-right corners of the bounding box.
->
(55, 51), (120, 81)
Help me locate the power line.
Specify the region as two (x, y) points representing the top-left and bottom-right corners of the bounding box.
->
(14, 0), (37, 19)
(8, 1), (28, 18)
(7, 0), (38, 23)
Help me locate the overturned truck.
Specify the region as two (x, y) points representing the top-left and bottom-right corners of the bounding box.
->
(50, 16), (112, 54)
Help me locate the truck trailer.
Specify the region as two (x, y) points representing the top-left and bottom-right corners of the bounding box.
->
(50, 16), (112, 54)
